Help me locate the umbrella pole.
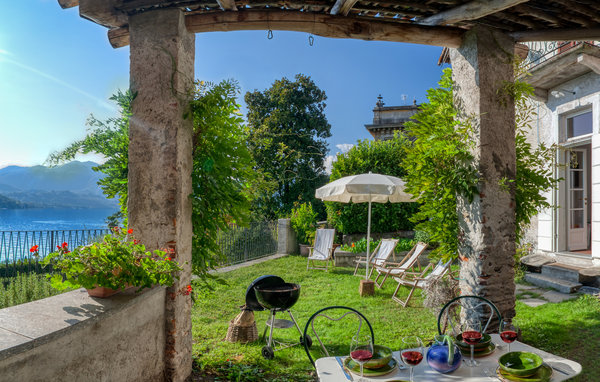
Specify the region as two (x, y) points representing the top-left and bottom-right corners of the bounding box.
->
(366, 198), (371, 280)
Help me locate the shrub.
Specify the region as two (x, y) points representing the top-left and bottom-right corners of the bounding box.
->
(290, 202), (318, 245)
(0, 273), (64, 309)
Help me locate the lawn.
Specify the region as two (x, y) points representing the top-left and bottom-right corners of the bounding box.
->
(191, 255), (600, 381)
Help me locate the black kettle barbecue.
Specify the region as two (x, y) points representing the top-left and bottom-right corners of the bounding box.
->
(246, 275), (311, 359)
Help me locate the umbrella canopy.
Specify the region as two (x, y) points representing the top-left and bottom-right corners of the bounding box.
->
(316, 173), (413, 203)
(315, 173), (414, 281)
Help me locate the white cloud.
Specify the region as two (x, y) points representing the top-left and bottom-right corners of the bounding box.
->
(336, 143), (354, 153)
(323, 155), (335, 175)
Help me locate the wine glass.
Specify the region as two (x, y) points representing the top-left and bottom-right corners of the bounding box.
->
(500, 319), (519, 352)
(401, 336), (424, 382)
(461, 321), (482, 367)
(349, 334), (373, 381)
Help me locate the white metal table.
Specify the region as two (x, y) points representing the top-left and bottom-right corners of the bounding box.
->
(315, 334), (582, 381)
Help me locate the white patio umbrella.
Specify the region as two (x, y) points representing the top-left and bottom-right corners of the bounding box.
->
(315, 172), (414, 280)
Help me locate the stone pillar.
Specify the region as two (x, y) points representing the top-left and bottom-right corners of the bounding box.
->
(450, 26), (517, 323)
(277, 218), (297, 254)
(129, 8), (195, 382)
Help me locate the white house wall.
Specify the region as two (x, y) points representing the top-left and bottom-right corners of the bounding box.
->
(531, 71), (600, 264)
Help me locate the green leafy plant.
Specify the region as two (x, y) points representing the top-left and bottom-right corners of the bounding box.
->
(290, 201), (318, 245)
(42, 227), (182, 291)
(403, 68), (558, 260)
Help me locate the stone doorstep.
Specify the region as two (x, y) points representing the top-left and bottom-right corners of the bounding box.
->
(541, 263), (582, 283)
(524, 272), (582, 294)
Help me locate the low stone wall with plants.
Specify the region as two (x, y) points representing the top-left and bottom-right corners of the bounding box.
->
(0, 287), (166, 382)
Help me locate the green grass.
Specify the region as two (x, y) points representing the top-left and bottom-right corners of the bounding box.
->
(191, 255), (600, 381)
(192, 255), (440, 381)
(516, 295), (600, 382)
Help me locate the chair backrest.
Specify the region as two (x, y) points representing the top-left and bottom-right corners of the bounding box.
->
(437, 295), (503, 336)
(371, 239), (398, 266)
(312, 229), (335, 260)
(396, 241), (428, 271)
(425, 259), (451, 279)
(302, 306), (375, 368)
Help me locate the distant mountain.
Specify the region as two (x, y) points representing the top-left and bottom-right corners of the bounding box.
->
(0, 161), (118, 209)
(0, 194), (30, 209)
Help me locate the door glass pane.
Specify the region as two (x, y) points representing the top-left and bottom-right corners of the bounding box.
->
(571, 190), (584, 209)
(570, 170), (583, 189)
(567, 112), (593, 138)
(569, 151), (584, 169)
(571, 210), (584, 229)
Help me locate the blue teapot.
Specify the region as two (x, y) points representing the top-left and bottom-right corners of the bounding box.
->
(426, 334), (462, 373)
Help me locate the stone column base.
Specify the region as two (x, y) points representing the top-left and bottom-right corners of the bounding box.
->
(359, 279), (375, 296)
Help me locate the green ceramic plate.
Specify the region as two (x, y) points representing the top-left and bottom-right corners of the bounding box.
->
(344, 356), (397, 377)
(459, 342), (496, 358)
(364, 345), (393, 369)
(496, 364), (553, 382)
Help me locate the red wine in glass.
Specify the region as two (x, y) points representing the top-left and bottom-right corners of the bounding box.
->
(401, 351), (424, 366)
(500, 319), (519, 352)
(461, 322), (482, 367)
(350, 336), (373, 382)
(401, 336), (424, 382)
(462, 331), (483, 345)
(350, 349), (373, 362)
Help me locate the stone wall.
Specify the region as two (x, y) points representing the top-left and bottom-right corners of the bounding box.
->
(0, 287), (166, 382)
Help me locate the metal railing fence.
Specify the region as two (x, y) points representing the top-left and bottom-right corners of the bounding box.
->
(216, 221), (278, 266)
(0, 221), (278, 276)
(0, 229), (110, 277)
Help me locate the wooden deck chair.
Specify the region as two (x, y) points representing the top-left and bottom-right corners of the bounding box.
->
(372, 242), (428, 288)
(352, 238), (398, 276)
(391, 259), (452, 307)
(307, 229), (336, 271)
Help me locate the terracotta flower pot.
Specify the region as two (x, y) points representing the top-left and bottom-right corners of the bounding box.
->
(86, 286), (120, 298)
(86, 284), (137, 298)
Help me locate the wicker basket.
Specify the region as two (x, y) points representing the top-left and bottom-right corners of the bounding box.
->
(226, 307), (258, 343)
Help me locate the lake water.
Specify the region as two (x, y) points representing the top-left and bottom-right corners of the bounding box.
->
(0, 208), (118, 231)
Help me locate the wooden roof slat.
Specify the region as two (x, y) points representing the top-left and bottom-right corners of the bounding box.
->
(216, 0), (238, 11)
(514, 4), (565, 27)
(80, 0), (128, 29)
(493, 10), (547, 29)
(550, 0), (600, 21)
(331, 0), (359, 15)
(419, 0), (530, 26)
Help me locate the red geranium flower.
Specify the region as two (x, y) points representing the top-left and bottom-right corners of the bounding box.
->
(127, 228), (133, 234)
(61, 242), (68, 248)
(134, 239), (140, 245)
(30, 245), (39, 253)
(166, 257), (171, 261)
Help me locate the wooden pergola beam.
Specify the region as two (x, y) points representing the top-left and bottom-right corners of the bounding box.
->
(107, 10), (464, 48)
(330, 0), (359, 16)
(511, 27), (600, 42)
(79, 0), (128, 29)
(216, 0), (237, 11)
(58, 0), (79, 8)
(185, 10), (464, 46)
(420, 0), (530, 26)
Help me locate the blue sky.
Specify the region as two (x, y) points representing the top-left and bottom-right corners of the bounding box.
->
(1, 1), (446, 169)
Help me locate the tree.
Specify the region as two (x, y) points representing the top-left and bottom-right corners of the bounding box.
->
(47, 80), (263, 281)
(326, 136), (419, 234)
(402, 68), (558, 260)
(245, 74), (331, 219)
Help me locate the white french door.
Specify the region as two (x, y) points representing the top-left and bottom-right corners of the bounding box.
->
(567, 149), (588, 251)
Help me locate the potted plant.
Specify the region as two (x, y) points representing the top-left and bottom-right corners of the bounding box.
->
(290, 201), (318, 256)
(42, 227), (183, 298)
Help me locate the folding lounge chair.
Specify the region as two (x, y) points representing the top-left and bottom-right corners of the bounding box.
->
(307, 229), (336, 271)
(391, 259), (452, 307)
(352, 238), (398, 276)
(371, 242), (428, 288)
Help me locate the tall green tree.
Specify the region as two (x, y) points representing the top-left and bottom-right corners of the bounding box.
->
(245, 74), (331, 219)
(47, 80), (263, 281)
(402, 68), (558, 260)
(326, 136), (418, 234)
